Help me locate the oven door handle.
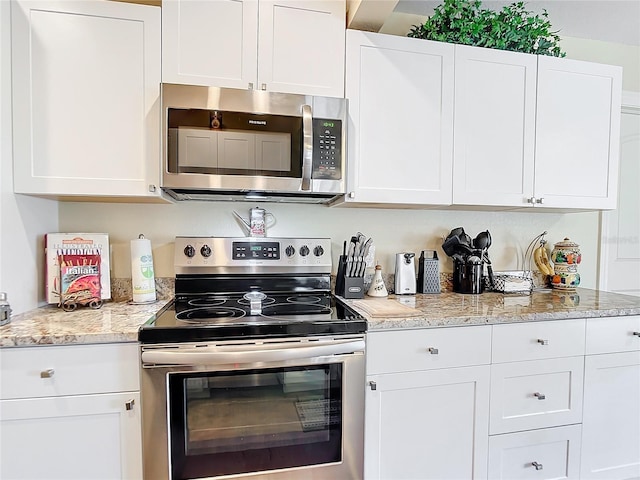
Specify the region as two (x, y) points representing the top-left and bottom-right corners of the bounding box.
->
(141, 339), (365, 366)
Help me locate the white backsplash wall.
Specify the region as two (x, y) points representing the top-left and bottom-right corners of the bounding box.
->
(59, 201), (600, 289)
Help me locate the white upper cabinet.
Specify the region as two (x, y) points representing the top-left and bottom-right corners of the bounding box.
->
(162, 0), (258, 90)
(534, 56), (622, 209)
(453, 49), (622, 210)
(452, 45), (537, 207)
(162, 0), (346, 98)
(344, 30), (454, 205)
(11, 0), (162, 200)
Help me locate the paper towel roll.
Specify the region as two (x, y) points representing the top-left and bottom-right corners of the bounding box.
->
(131, 236), (156, 303)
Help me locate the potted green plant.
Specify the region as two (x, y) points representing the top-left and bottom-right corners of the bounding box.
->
(408, 0), (565, 57)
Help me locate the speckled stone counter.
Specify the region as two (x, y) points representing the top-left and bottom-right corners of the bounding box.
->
(0, 300), (170, 347)
(342, 288), (640, 331)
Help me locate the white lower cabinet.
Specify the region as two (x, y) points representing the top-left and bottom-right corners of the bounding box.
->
(488, 425), (582, 480)
(0, 392), (142, 480)
(581, 316), (640, 479)
(489, 356), (584, 435)
(365, 327), (491, 479)
(365, 366), (490, 480)
(0, 344), (142, 480)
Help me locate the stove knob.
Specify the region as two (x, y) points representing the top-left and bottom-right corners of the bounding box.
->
(313, 245), (324, 257)
(299, 245), (310, 257)
(285, 245), (296, 257)
(200, 245), (212, 258)
(184, 245), (196, 258)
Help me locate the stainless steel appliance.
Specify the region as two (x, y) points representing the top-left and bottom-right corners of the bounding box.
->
(394, 252), (416, 294)
(161, 84), (347, 203)
(139, 237), (366, 480)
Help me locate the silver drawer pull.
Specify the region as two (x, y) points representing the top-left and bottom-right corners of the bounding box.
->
(428, 347), (439, 355)
(632, 331), (640, 337)
(125, 399), (135, 411)
(369, 381), (377, 391)
(531, 461), (543, 471)
(40, 369), (55, 378)
(533, 392), (546, 400)
(537, 339), (549, 345)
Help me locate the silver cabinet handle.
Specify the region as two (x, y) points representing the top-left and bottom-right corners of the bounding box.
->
(261, 83), (267, 91)
(125, 399), (135, 411)
(40, 369), (55, 378)
(248, 82), (254, 90)
(531, 461), (543, 471)
(534, 392), (546, 400)
(148, 184), (157, 193)
(369, 381), (377, 391)
(632, 331), (640, 337)
(348, 191), (355, 199)
(527, 196), (536, 204)
(428, 347), (439, 355)
(537, 339), (549, 345)
(535, 197), (544, 204)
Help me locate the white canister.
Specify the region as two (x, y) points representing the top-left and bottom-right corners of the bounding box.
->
(367, 265), (388, 297)
(130, 235), (156, 303)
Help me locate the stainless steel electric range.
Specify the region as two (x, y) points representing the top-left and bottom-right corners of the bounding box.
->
(139, 237), (366, 480)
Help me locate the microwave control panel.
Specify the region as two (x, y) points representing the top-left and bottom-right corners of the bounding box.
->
(312, 118), (342, 180)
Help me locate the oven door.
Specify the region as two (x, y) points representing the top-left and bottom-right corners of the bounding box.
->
(140, 336), (365, 480)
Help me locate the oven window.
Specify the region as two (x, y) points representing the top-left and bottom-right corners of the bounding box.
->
(167, 364), (342, 479)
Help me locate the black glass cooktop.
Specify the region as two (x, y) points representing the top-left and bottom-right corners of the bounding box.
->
(139, 293), (366, 344)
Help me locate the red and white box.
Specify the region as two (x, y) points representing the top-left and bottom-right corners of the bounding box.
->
(45, 233), (111, 304)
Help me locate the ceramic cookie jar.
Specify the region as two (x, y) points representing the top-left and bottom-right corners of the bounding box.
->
(550, 238), (581, 290)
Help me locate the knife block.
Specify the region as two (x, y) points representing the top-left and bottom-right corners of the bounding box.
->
(335, 255), (364, 299)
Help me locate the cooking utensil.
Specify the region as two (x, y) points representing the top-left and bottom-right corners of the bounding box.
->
(473, 230), (492, 250)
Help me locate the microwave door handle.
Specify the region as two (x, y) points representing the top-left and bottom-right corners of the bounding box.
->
(141, 339), (365, 366)
(301, 104), (313, 191)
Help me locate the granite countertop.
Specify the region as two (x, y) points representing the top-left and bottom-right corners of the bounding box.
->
(2, 288), (639, 347)
(0, 300), (170, 347)
(342, 288), (640, 331)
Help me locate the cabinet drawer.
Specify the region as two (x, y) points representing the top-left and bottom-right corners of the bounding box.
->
(492, 319), (585, 363)
(366, 326), (491, 375)
(586, 315), (640, 354)
(488, 424), (582, 480)
(489, 357), (584, 434)
(0, 343), (140, 400)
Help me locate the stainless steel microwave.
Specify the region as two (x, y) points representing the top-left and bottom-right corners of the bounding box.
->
(161, 84), (347, 203)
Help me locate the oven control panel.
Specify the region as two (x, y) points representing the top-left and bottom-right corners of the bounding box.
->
(174, 237), (332, 272)
(232, 242), (280, 260)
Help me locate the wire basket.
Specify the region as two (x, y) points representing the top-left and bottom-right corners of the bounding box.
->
(485, 271), (534, 294)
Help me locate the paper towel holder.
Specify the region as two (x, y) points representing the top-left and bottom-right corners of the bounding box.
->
(130, 233), (157, 304)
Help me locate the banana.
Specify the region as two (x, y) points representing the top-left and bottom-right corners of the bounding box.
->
(533, 244), (554, 276)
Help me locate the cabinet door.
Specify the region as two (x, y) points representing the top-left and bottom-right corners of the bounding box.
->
(162, 0), (258, 89)
(365, 366), (489, 480)
(453, 45), (536, 207)
(534, 56), (622, 209)
(488, 425), (582, 480)
(0, 392), (142, 480)
(489, 357), (584, 435)
(11, 0), (162, 199)
(345, 31), (454, 205)
(581, 352), (640, 479)
(258, 0), (345, 97)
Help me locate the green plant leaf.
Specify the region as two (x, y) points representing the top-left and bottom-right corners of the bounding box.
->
(408, 0), (565, 57)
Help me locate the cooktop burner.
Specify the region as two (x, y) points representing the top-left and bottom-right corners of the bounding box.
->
(140, 294), (365, 344)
